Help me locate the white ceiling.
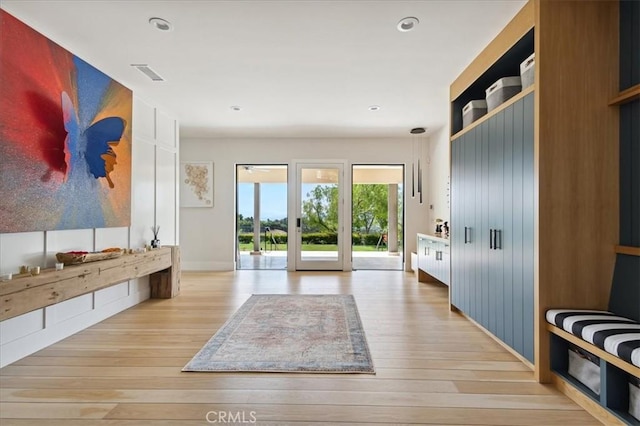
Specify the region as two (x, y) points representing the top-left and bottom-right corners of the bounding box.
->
(1, 0), (526, 139)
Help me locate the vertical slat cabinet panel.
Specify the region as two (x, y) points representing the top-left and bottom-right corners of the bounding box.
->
(503, 103), (515, 349)
(512, 97), (525, 357)
(492, 111), (506, 341)
(473, 125), (483, 320)
(451, 137), (462, 307)
(522, 92), (535, 363)
(463, 131), (473, 315)
(480, 121), (490, 329)
(489, 113), (504, 337)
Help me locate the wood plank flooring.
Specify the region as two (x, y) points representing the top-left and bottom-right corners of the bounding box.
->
(0, 271), (600, 425)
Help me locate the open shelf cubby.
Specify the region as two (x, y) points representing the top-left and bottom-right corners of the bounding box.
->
(451, 28), (534, 136)
(550, 333), (640, 425)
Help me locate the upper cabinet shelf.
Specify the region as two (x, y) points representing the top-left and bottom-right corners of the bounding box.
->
(449, 1), (534, 136)
(451, 85), (535, 140)
(608, 83), (640, 106)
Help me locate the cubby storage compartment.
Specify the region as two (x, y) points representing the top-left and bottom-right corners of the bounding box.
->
(631, 377), (640, 421)
(568, 345), (601, 395)
(550, 332), (640, 425)
(450, 28), (534, 135)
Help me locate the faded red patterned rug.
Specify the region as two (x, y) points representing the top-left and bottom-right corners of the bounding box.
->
(182, 294), (374, 373)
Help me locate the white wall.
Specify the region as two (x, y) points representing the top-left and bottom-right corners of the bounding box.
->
(0, 97), (179, 368)
(180, 137), (435, 271)
(426, 126), (451, 228)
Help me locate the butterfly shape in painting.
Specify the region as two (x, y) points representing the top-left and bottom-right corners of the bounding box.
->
(61, 91), (125, 188)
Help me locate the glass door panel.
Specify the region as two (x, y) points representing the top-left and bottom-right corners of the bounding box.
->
(296, 163), (343, 270)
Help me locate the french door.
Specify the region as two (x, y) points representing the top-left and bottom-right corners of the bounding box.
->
(294, 162), (345, 270)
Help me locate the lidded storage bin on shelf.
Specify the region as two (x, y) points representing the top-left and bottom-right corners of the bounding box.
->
(462, 100), (487, 128)
(486, 76), (522, 112)
(520, 53), (535, 89)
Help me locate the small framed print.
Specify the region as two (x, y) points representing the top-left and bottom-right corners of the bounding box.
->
(180, 161), (213, 207)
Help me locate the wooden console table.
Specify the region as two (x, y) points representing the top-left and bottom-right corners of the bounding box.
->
(0, 246), (180, 322)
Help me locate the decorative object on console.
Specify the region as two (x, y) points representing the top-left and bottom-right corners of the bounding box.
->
(434, 218), (443, 236)
(180, 161), (213, 207)
(151, 225), (160, 248)
(56, 249), (123, 265)
(0, 10), (133, 233)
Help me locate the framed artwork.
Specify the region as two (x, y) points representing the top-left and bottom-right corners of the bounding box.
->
(180, 162), (214, 207)
(0, 10), (132, 233)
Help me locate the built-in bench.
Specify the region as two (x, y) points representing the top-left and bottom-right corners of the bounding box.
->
(545, 253), (640, 425)
(546, 310), (639, 369)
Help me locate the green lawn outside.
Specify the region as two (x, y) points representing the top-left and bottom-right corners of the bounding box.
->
(238, 243), (384, 252)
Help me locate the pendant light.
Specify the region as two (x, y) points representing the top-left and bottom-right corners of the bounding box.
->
(411, 127), (426, 204)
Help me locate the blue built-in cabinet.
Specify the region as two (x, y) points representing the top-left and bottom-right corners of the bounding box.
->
(619, 0), (640, 249)
(451, 93), (535, 363)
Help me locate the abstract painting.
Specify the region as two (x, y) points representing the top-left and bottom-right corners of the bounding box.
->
(0, 10), (132, 233)
(180, 162), (213, 207)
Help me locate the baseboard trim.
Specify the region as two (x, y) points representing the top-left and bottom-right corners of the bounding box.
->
(551, 373), (625, 426)
(182, 261), (234, 271)
(454, 309), (535, 371)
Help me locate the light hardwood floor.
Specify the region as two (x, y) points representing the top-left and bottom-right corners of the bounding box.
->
(0, 271), (600, 425)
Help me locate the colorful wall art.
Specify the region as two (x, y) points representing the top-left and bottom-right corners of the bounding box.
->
(0, 10), (132, 233)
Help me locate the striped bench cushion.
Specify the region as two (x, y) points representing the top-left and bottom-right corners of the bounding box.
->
(546, 309), (640, 368)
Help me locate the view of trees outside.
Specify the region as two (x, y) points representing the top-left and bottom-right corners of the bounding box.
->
(237, 183), (402, 251)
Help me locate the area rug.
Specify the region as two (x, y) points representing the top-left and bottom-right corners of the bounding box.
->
(182, 294), (374, 373)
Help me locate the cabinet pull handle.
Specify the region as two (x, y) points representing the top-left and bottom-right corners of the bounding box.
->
(490, 229), (494, 249)
(464, 226), (468, 244)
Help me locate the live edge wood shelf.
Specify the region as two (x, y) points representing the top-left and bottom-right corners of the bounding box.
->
(0, 246), (180, 322)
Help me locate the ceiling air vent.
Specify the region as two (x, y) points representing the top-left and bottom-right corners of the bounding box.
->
(131, 64), (165, 82)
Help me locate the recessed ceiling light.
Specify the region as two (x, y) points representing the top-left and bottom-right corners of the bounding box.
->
(149, 17), (172, 32)
(397, 17), (419, 32)
(368, 105), (381, 111)
(230, 106), (242, 111)
(410, 127), (426, 134)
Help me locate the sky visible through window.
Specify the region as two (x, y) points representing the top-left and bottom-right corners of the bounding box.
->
(237, 183), (288, 220)
(238, 183), (321, 220)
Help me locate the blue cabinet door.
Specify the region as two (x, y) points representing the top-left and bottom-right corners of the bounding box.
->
(450, 93), (535, 363)
(488, 113), (504, 338)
